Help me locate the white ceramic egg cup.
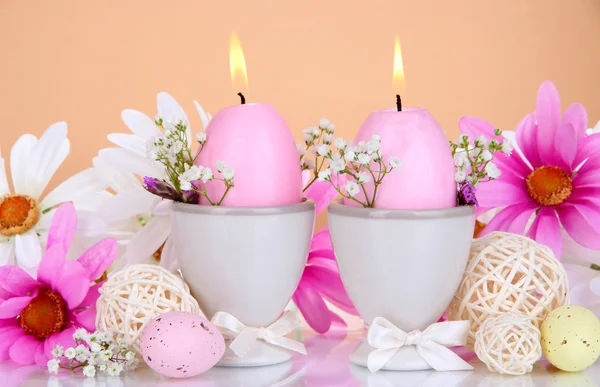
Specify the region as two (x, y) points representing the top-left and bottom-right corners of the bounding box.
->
(328, 200), (476, 371)
(171, 199), (315, 367)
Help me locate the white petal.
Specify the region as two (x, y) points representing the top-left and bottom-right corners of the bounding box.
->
(15, 230), (42, 273)
(107, 134), (147, 157)
(100, 186), (155, 223)
(157, 92), (192, 145)
(124, 217), (170, 265)
(0, 239), (15, 266)
(92, 159), (141, 193)
(75, 209), (108, 237)
(0, 157), (9, 196)
(26, 121), (70, 199)
(10, 134), (37, 195)
(151, 198), (172, 217)
(96, 148), (163, 178)
(41, 168), (108, 210)
(159, 237), (180, 271)
(194, 100), (211, 130)
(121, 109), (160, 140)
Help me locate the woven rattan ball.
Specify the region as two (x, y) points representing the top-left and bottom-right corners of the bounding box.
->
(96, 264), (201, 354)
(475, 313), (542, 375)
(447, 232), (569, 349)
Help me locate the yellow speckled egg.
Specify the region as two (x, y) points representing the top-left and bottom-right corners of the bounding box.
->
(540, 305), (600, 372)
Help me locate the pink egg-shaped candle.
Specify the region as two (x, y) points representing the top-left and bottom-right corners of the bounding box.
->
(195, 99), (303, 206)
(344, 106), (456, 210)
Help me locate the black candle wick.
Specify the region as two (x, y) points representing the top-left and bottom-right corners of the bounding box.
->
(396, 94), (402, 112)
(237, 92), (246, 105)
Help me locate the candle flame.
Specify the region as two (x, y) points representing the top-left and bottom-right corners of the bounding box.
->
(392, 36), (406, 92)
(229, 31), (248, 93)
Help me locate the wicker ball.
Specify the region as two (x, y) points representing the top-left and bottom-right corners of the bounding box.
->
(447, 232), (569, 348)
(475, 313), (542, 375)
(96, 264), (201, 354)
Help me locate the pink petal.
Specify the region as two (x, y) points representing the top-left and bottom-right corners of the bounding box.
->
(0, 326), (25, 361)
(293, 279), (332, 334)
(573, 168), (600, 189)
(0, 266), (38, 297)
(570, 186), (600, 203)
(458, 116), (499, 140)
(476, 179), (531, 208)
(330, 313), (348, 329)
(481, 203), (538, 237)
(562, 103), (588, 145)
(9, 335), (41, 365)
(310, 227), (332, 251)
(574, 134), (600, 167)
(46, 202), (77, 253)
(73, 283), (102, 332)
(34, 342), (48, 367)
(0, 318), (19, 328)
(527, 207), (562, 258)
(45, 327), (77, 360)
(553, 122), (577, 171)
(577, 155), (600, 178)
(77, 238), (118, 282)
(308, 257), (339, 273)
(310, 267), (356, 311)
(557, 202), (600, 250)
(36, 245), (65, 289)
(516, 113), (541, 168)
(308, 248), (336, 262)
(304, 181), (339, 215)
(535, 81), (561, 165)
(0, 295), (35, 319)
(55, 261), (91, 310)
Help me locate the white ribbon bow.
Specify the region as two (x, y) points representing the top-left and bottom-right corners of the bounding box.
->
(367, 317), (473, 373)
(211, 311), (307, 358)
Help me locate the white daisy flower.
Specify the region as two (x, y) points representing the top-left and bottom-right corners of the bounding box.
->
(93, 92), (210, 270)
(0, 122), (108, 273)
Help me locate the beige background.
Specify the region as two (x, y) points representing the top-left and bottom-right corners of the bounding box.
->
(1, 0), (599, 193)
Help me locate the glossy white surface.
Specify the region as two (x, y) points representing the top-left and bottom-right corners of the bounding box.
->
(4, 329), (600, 386)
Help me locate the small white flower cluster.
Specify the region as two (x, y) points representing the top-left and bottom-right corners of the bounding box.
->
(144, 115), (234, 205)
(451, 129), (509, 186)
(47, 329), (136, 378)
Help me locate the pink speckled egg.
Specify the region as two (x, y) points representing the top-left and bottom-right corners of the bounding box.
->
(344, 108), (456, 209)
(140, 312), (225, 378)
(195, 103), (303, 206)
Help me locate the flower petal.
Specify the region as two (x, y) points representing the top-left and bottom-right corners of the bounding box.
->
(37, 245), (66, 289)
(96, 148), (163, 178)
(304, 181), (339, 215)
(574, 134), (600, 168)
(14, 231), (42, 274)
(45, 326), (76, 361)
(0, 157), (9, 196)
(476, 179), (531, 207)
(194, 100), (211, 130)
(25, 122), (69, 199)
(107, 133), (147, 157)
(292, 279), (332, 334)
(73, 282), (101, 332)
(9, 335), (42, 365)
(10, 134), (37, 195)
(573, 168), (600, 189)
(45, 202), (77, 254)
(124, 216), (170, 265)
(310, 227), (333, 251)
(0, 295), (35, 319)
(93, 161), (140, 194)
(481, 203), (538, 237)
(516, 112), (541, 168)
(77, 238), (118, 281)
(535, 81), (561, 165)
(0, 265), (38, 296)
(458, 116), (498, 139)
(0, 240), (15, 266)
(158, 237), (179, 272)
(99, 186), (156, 223)
(34, 341), (47, 367)
(121, 109), (160, 139)
(527, 207), (562, 259)
(553, 122), (578, 171)
(309, 267), (357, 312)
(41, 168), (108, 211)
(157, 92), (192, 145)
(0, 326), (25, 361)
(557, 201), (600, 251)
(562, 103), (588, 145)
(55, 261), (91, 309)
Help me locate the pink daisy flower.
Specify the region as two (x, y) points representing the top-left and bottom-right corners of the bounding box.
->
(459, 81), (600, 258)
(0, 202), (117, 366)
(293, 174), (358, 334)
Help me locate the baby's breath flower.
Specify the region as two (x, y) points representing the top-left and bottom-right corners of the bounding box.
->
(323, 133), (334, 145)
(74, 328), (89, 341)
(296, 144), (307, 156)
(388, 156), (401, 170)
(475, 135), (488, 148)
(501, 140), (513, 155)
(453, 152), (467, 168)
(303, 133), (314, 144)
(317, 144), (330, 157)
(90, 342), (102, 353)
(319, 118), (330, 130)
(329, 154), (346, 173)
(64, 347), (76, 359)
(356, 172), (371, 184)
(455, 170), (467, 183)
(317, 169), (332, 182)
(480, 150), (493, 162)
(222, 167), (235, 182)
(47, 359), (60, 374)
(333, 137), (346, 150)
(344, 149), (357, 162)
(196, 131), (207, 144)
(325, 123), (335, 134)
(357, 153), (371, 166)
(344, 181), (360, 197)
(83, 365), (96, 378)
(107, 362), (124, 377)
(215, 161), (227, 173)
(51, 346), (64, 359)
(125, 352), (134, 362)
(485, 162), (501, 179)
(200, 168), (214, 183)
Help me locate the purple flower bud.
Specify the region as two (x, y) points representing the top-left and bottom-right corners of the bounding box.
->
(458, 182), (479, 207)
(143, 177), (181, 201)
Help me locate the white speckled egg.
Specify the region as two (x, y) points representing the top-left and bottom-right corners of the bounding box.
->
(541, 305), (600, 372)
(140, 311), (225, 378)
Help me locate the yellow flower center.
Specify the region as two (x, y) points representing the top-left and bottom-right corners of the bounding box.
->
(19, 288), (68, 340)
(526, 166), (573, 206)
(0, 195), (40, 236)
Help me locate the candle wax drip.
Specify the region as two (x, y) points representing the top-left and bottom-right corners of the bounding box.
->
(237, 92), (246, 105)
